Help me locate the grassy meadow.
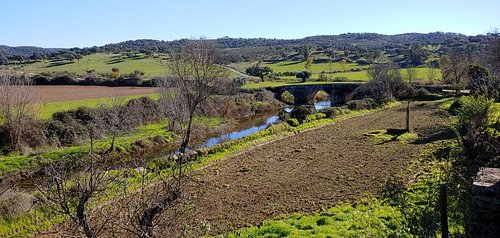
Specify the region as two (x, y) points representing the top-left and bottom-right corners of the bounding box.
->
(36, 93), (160, 119)
(14, 53), (239, 78)
(263, 60), (368, 73)
(19, 53), (171, 77)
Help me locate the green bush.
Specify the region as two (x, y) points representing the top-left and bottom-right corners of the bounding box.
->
(290, 105), (316, 122)
(304, 113), (326, 123)
(287, 118), (300, 127)
(320, 107), (350, 118)
(457, 96), (493, 133)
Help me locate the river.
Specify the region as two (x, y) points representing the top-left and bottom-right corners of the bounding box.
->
(191, 100), (332, 150)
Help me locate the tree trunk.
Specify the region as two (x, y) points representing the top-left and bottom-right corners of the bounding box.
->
(77, 192), (94, 238)
(139, 190), (180, 238)
(180, 113), (194, 153)
(109, 135), (116, 152)
(406, 100), (411, 132)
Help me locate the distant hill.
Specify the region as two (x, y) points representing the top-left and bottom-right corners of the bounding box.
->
(0, 32), (492, 65)
(0, 45), (63, 57)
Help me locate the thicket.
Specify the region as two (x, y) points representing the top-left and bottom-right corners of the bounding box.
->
(379, 96), (500, 237)
(0, 91), (283, 155)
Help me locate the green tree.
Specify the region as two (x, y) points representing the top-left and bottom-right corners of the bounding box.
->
(304, 57), (312, 72)
(296, 71), (311, 82)
(111, 67), (120, 79)
(405, 44), (426, 67)
(302, 44), (312, 61)
(245, 64), (273, 82)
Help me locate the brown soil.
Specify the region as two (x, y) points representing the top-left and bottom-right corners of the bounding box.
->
(39, 102), (451, 237)
(30, 85), (158, 102)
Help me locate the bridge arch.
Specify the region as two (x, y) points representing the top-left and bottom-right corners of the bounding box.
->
(267, 83), (362, 106)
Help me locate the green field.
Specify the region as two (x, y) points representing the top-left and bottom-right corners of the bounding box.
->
(36, 93), (160, 119)
(263, 61), (369, 73)
(18, 53), (171, 77)
(214, 200), (408, 238)
(241, 80), (362, 89)
(14, 53), (239, 78)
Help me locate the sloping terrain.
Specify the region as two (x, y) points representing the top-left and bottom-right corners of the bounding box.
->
(41, 102), (451, 237)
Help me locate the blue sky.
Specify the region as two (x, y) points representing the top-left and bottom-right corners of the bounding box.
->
(1, 0), (499, 48)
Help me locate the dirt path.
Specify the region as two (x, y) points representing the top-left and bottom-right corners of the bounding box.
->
(42, 102), (451, 237)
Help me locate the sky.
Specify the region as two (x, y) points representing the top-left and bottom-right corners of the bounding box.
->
(1, 0), (499, 48)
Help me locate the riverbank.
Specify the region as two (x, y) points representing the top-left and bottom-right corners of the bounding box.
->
(29, 100), (452, 237)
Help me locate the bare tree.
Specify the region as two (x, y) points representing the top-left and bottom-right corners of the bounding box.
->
(441, 49), (470, 97)
(156, 80), (188, 133)
(162, 38), (228, 153)
(34, 147), (118, 238)
(364, 64), (406, 104)
(0, 73), (36, 151)
(113, 152), (186, 238)
(427, 65), (436, 81)
(483, 32), (500, 77)
(100, 96), (132, 152)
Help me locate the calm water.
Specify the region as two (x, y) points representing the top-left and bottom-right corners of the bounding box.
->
(193, 100), (332, 150)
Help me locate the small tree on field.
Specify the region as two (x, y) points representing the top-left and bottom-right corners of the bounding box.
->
(427, 64), (437, 81)
(441, 49), (470, 97)
(364, 64), (406, 104)
(304, 57), (313, 73)
(296, 71), (311, 82)
(111, 67), (120, 79)
(245, 64), (273, 82)
(302, 45), (312, 62)
(340, 59), (347, 72)
(165, 38), (229, 154)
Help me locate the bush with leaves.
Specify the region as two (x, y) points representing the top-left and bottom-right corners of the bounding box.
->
(290, 105), (316, 122)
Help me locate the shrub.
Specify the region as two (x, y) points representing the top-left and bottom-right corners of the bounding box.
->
(318, 73), (328, 81)
(346, 98), (377, 110)
(290, 105), (316, 122)
(304, 113), (326, 123)
(320, 107), (350, 118)
(287, 118), (300, 127)
(32, 75), (51, 85)
(296, 71), (311, 82)
(356, 58), (370, 65)
(0, 189), (35, 220)
(457, 96), (493, 134)
(50, 75), (78, 85)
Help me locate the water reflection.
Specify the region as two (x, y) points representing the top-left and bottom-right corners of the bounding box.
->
(195, 100), (332, 150)
(195, 116), (279, 149)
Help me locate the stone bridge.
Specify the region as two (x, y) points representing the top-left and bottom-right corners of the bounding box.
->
(266, 83), (363, 106)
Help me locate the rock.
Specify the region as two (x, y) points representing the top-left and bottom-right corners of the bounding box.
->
(239, 167), (251, 173)
(135, 167), (146, 174)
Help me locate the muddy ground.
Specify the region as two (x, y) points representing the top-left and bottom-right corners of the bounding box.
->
(41, 102), (451, 237)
